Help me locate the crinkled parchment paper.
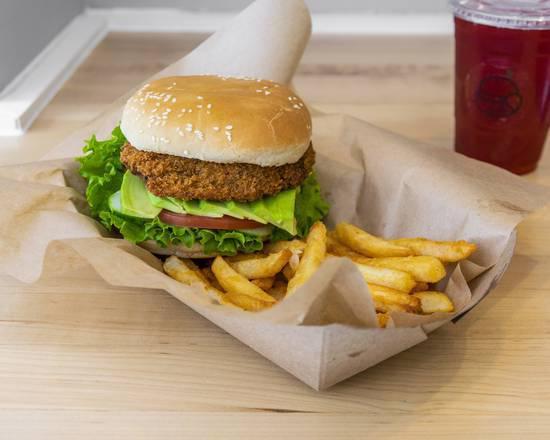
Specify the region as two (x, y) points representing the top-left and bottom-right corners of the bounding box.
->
(0, 0), (548, 389)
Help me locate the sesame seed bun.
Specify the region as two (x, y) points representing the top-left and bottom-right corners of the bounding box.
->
(120, 75), (312, 167)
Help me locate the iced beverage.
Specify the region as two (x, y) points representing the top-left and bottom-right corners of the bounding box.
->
(452, 0), (550, 174)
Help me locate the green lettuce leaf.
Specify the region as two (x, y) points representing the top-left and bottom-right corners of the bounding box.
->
(77, 126), (126, 218)
(271, 173), (330, 241)
(77, 126), (329, 255)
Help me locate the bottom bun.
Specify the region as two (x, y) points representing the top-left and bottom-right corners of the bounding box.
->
(139, 240), (216, 258)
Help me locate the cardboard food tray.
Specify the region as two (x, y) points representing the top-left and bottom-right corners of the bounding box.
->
(0, 0), (548, 389)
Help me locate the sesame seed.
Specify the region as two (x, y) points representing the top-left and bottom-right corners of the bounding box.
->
(213, 126), (220, 131)
(185, 126), (193, 132)
(156, 102), (161, 107)
(256, 89), (263, 93)
(172, 82), (176, 86)
(152, 108), (158, 113)
(188, 109), (193, 113)
(264, 91), (271, 95)
(288, 97), (293, 101)
(197, 104), (203, 109)
(183, 150), (189, 155)
(225, 125), (233, 130)
(293, 104), (300, 109)
(171, 98), (176, 103)
(206, 103), (212, 109)
(197, 96), (203, 100)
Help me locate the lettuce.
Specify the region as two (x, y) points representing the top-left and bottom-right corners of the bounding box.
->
(77, 126), (329, 255)
(77, 126), (126, 217)
(270, 174), (330, 242)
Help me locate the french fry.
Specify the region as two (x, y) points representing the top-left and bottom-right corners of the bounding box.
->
(282, 264), (295, 281)
(268, 280), (288, 301)
(328, 234), (416, 292)
(392, 238), (477, 263)
(286, 222), (327, 296)
(288, 252), (300, 270)
(411, 282), (429, 293)
(201, 267), (224, 291)
(363, 256), (446, 283)
(230, 249), (292, 279)
(354, 262), (416, 293)
(263, 239), (306, 255)
(211, 256), (276, 303)
(335, 223), (413, 258)
(226, 253), (262, 263)
(412, 291), (455, 314)
(164, 256), (211, 287)
(223, 291), (272, 312)
(377, 313), (390, 328)
(164, 256), (224, 302)
(368, 284), (422, 314)
(251, 277), (275, 290)
(327, 233), (367, 261)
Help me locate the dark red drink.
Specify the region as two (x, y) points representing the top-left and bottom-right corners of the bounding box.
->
(453, 1), (550, 174)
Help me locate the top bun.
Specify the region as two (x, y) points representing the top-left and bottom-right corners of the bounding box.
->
(120, 75), (312, 167)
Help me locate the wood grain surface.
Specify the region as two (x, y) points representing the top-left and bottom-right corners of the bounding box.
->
(0, 33), (549, 439)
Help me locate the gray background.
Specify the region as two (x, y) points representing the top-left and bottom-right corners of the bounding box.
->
(0, 0), (84, 92)
(0, 0), (446, 92)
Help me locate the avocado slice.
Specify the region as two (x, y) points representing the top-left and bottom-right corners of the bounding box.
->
(122, 167), (297, 234)
(120, 171), (162, 219)
(148, 193), (186, 214)
(248, 189), (297, 235)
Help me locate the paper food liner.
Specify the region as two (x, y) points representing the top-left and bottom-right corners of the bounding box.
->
(1, 0), (548, 390)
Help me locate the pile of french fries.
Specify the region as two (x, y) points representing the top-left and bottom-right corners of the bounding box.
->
(163, 221), (476, 328)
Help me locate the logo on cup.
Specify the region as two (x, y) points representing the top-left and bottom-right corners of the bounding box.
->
(475, 75), (523, 118)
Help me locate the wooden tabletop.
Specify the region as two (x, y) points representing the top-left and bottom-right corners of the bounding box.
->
(1, 33), (549, 439)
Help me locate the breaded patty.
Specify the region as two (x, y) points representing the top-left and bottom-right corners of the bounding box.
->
(120, 143), (315, 202)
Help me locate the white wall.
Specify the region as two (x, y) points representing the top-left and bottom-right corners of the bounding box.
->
(0, 0), (84, 92)
(0, 0), (447, 93)
(85, 0), (447, 13)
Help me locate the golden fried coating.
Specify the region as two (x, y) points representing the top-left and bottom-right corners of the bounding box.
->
(120, 143), (315, 202)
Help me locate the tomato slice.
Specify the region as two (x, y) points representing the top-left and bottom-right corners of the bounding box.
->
(159, 210), (264, 230)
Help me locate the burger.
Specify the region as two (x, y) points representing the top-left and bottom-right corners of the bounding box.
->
(78, 75), (329, 257)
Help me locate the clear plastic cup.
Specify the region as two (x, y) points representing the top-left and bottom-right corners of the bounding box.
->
(451, 0), (550, 174)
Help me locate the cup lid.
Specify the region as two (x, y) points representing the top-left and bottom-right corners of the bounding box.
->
(450, 0), (550, 29)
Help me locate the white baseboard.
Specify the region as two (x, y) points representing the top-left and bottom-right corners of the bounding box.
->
(0, 7), (452, 136)
(0, 14), (108, 136)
